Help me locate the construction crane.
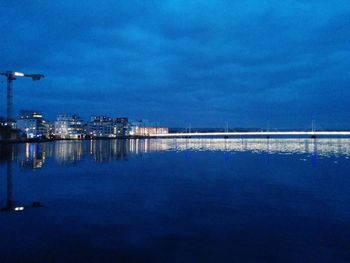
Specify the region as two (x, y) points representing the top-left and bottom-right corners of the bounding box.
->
(0, 70), (44, 124)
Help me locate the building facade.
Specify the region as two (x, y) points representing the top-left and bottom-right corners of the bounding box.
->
(87, 116), (114, 137)
(16, 110), (49, 138)
(54, 114), (85, 139)
(135, 127), (169, 136)
(129, 121), (168, 136)
(114, 117), (129, 137)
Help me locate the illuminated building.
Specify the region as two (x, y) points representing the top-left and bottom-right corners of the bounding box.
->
(154, 127), (169, 134)
(128, 120), (168, 136)
(87, 116), (114, 137)
(54, 114), (85, 139)
(135, 126), (169, 136)
(114, 117), (129, 137)
(42, 121), (54, 138)
(16, 110), (49, 138)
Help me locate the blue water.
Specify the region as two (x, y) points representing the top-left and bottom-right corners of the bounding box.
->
(1, 138), (350, 262)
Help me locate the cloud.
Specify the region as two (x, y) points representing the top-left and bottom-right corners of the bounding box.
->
(0, 0), (350, 128)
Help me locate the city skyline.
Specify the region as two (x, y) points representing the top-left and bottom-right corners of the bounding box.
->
(1, 1), (350, 129)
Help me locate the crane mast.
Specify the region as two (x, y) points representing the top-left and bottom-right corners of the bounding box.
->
(0, 71), (44, 125)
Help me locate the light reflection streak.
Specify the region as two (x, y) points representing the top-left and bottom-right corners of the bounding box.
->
(1, 138), (350, 169)
(155, 138), (350, 157)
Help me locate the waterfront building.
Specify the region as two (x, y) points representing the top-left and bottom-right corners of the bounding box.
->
(154, 127), (169, 134)
(16, 110), (49, 138)
(42, 121), (54, 138)
(87, 116), (114, 137)
(114, 117), (129, 137)
(87, 116), (129, 138)
(54, 114), (85, 139)
(128, 120), (168, 136)
(129, 120), (145, 136)
(128, 124), (137, 136)
(135, 126), (169, 136)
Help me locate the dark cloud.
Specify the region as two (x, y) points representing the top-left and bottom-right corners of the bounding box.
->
(1, 0), (350, 128)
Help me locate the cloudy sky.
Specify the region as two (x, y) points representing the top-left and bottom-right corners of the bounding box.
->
(1, 0), (350, 128)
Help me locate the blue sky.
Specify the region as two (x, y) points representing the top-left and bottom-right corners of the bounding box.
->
(1, 0), (350, 128)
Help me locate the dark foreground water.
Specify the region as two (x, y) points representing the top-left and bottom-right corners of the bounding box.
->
(1, 138), (350, 263)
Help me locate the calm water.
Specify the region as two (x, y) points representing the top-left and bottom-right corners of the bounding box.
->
(1, 138), (350, 262)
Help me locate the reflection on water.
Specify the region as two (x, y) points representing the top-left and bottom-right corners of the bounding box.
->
(1, 160), (43, 212)
(3, 138), (347, 212)
(21, 143), (46, 168)
(1, 138), (350, 261)
(1, 138), (350, 168)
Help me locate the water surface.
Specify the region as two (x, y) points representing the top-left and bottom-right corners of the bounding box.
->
(1, 138), (350, 262)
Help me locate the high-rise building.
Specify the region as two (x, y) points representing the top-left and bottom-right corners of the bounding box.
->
(54, 114), (85, 139)
(16, 110), (49, 138)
